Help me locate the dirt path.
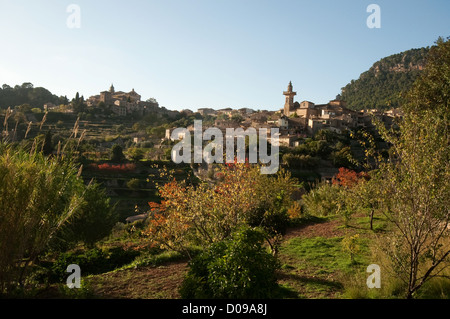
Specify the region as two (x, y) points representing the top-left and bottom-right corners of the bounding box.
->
(283, 217), (346, 240)
(88, 261), (188, 299)
(88, 217), (349, 299)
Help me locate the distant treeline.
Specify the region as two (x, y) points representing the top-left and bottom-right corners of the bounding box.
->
(0, 82), (68, 110)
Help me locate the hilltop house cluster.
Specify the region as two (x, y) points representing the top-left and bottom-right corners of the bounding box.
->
(168, 81), (402, 147)
(278, 81), (402, 139)
(86, 84), (177, 118)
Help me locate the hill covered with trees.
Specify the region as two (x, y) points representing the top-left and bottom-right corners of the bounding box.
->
(340, 46), (430, 110)
(0, 82), (66, 110)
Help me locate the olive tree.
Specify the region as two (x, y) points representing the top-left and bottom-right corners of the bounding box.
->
(367, 37), (450, 299)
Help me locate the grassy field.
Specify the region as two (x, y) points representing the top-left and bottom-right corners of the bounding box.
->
(27, 213), (386, 299)
(15, 205), (450, 300)
(277, 217), (373, 299)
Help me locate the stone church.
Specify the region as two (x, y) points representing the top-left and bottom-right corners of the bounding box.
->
(282, 81), (359, 134)
(87, 84), (158, 116)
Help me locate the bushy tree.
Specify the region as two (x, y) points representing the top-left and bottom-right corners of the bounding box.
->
(52, 183), (118, 249)
(126, 178), (141, 190)
(42, 130), (53, 156)
(282, 153), (320, 169)
(110, 144), (125, 162)
(301, 182), (344, 217)
(332, 167), (365, 189)
(179, 226), (280, 299)
(127, 147), (145, 162)
(72, 92), (86, 113)
(330, 146), (355, 168)
(0, 145), (85, 291)
(294, 139), (331, 157)
(145, 163), (297, 255)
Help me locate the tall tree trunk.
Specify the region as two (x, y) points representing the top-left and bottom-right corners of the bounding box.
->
(370, 209), (374, 231)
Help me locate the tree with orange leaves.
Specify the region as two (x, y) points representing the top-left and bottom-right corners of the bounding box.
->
(332, 167), (366, 189)
(144, 163), (297, 257)
(330, 167), (375, 228)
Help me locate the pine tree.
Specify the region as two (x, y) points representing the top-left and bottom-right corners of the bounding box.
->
(42, 130), (53, 156)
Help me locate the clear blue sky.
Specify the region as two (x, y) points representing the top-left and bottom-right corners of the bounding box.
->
(0, 0), (448, 111)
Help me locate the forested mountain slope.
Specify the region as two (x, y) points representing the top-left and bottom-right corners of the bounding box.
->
(340, 47), (430, 110)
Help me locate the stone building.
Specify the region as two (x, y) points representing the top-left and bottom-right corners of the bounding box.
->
(87, 84), (159, 116)
(280, 81), (363, 135)
(283, 81), (297, 116)
(197, 108), (216, 116)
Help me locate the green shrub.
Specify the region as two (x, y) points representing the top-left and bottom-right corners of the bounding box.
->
(0, 143), (91, 292)
(179, 226), (280, 299)
(52, 183), (118, 249)
(247, 190), (290, 236)
(301, 183), (344, 217)
(57, 278), (94, 299)
(42, 247), (140, 283)
(341, 234), (361, 264)
(126, 178), (141, 190)
(414, 277), (450, 299)
(282, 153), (320, 169)
(110, 144), (125, 162)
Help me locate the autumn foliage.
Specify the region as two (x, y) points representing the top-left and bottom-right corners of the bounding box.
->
(332, 167), (367, 188)
(89, 163), (136, 173)
(144, 163), (297, 255)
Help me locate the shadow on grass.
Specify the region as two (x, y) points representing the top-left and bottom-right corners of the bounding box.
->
(338, 222), (387, 234)
(276, 271), (344, 298)
(287, 215), (331, 229)
(283, 273), (343, 289)
(274, 284), (302, 299)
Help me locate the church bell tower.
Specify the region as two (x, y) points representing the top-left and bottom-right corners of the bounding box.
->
(283, 81), (296, 116)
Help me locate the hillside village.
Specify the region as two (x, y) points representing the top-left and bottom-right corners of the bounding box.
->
(1, 81), (404, 165)
(166, 81), (403, 147)
(1, 81), (403, 171)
